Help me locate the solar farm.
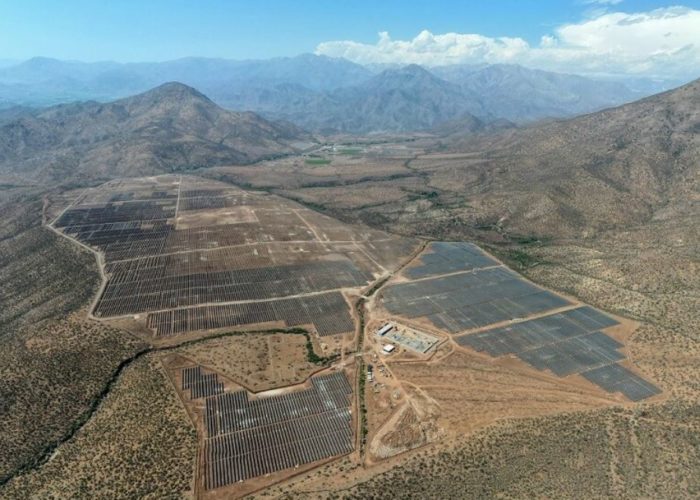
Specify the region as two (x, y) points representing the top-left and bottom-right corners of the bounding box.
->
(46, 181), (664, 496)
(378, 242), (660, 402)
(51, 175), (418, 340)
(49, 175), (424, 495)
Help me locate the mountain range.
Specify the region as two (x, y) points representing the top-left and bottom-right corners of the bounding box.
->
(0, 82), (312, 183)
(0, 54), (652, 133)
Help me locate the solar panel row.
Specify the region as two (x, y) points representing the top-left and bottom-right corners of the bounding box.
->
(95, 260), (370, 317)
(582, 364), (662, 401)
(55, 201), (175, 227)
(146, 291), (354, 337)
(456, 306), (622, 357)
(181, 365), (224, 399)
(205, 410), (353, 488)
(205, 372), (352, 437)
(179, 196), (243, 211)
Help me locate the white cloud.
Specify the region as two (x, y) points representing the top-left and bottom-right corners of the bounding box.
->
(315, 6), (700, 79)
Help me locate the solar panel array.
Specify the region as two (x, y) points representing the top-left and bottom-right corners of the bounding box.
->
(385, 242), (660, 402)
(404, 242), (499, 278)
(54, 177), (408, 338)
(383, 266), (570, 332)
(179, 195), (243, 211)
(202, 371), (353, 489)
(147, 291), (354, 337)
(95, 260), (370, 317)
(182, 365), (225, 399)
(55, 201), (176, 227)
(456, 307), (661, 401)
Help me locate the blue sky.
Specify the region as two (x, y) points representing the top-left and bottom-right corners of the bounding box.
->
(0, 0), (692, 61)
(0, 1), (698, 79)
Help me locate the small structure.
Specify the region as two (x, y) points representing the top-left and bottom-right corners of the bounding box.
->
(377, 323), (393, 336)
(381, 324), (439, 354)
(382, 344), (396, 354)
(367, 364), (374, 381)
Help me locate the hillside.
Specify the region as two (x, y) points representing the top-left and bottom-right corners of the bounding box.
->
(443, 77), (700, 238)
(0, 82), (313, 183)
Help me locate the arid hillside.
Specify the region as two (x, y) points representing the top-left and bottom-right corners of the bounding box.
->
(441, 77), (700, 238)
(0, 82), (313, 183)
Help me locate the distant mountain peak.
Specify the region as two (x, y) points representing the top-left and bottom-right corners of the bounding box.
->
(402, 63), (431, 73)
(24, 56), (61, 65)
(370, 64), (451, 88)
(119, 81), (216, 111)
(382, 64), (435, 78)
(141, 81), (209, 99)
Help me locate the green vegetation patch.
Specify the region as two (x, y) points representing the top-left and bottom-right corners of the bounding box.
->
(305, 157), (332, 165)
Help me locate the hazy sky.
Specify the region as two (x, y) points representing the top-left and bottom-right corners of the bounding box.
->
(1, 0), (698, 78)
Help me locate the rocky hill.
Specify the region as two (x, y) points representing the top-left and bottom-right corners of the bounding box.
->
(0, 82), (312, 183)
